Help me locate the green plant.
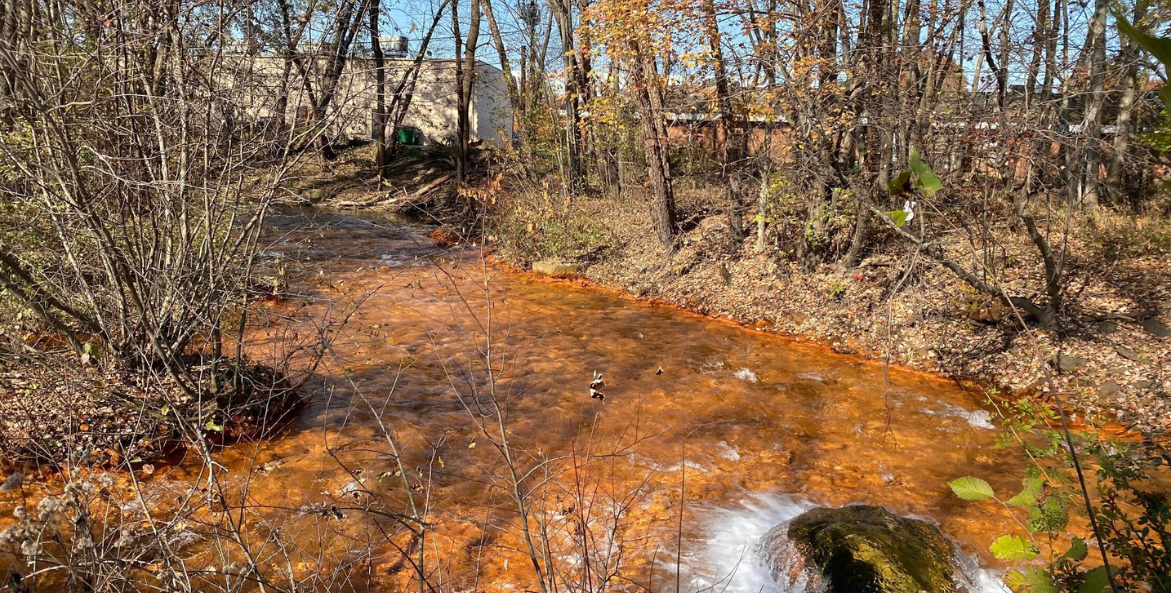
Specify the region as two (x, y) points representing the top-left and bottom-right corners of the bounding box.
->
(827, 278), (847, 300)
(1085, 440), (1171, 592)
(752, 173), (798, 227)
(949, 418), (1171, 593)
(887, 149), (941, 227)
(488, 194), (616, 265)
(948, 471), (1096, 593)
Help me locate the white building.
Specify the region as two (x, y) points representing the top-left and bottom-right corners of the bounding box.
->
(232, 52), (514, 148)
(344, 58), (514, 148)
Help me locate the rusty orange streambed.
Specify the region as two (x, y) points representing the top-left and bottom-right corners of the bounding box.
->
(3, 209), (1038, 592)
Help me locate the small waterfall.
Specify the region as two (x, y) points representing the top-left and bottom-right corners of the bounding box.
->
(684, 494), (1012, 593)
(757, 521), (827, 593)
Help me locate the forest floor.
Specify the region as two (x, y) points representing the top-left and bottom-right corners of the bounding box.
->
(302, 148), (1171, 436)
(0, 351), (298, 470)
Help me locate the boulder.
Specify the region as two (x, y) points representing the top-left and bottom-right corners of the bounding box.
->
(532, 261), (579, 279)
(1056, 353), (1087, 372)
(1115, 346), (1153, 365)
(1098, 380), (1122, 398)
(765, 505), (956, 593)
(1141, 317), (1171, 338)
(307, 188), (328, 204)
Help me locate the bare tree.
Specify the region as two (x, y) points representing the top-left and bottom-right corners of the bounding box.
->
(453, 0), (483, 184)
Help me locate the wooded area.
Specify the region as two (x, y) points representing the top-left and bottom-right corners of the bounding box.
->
(1, 0), (1170, 591)
(4, 0), (1169, 322)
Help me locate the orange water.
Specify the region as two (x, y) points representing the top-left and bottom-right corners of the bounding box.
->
(2, 209), (1031, 592)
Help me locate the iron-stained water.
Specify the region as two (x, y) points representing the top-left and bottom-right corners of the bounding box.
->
(3, 209), (1030, 591)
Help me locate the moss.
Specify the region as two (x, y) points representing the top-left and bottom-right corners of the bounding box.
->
(788, 505), (956, 593)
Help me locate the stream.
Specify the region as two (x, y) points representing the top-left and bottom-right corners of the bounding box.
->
(8, 209), (1030, 592)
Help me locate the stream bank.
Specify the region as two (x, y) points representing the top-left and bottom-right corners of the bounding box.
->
(0, 353), (299, 469)
(482, 189), (1171, 437)
(295, 145), (1171, 434)
(0, 207), (1152, 592)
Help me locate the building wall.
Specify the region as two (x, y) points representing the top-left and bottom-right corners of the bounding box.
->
(472, 67), (514, 145)
(231, 54), (513, 147)
(665, 120), (793, 162)
(344, 58), (513, 147)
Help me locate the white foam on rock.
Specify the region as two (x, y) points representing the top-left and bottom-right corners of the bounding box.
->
(682, 493), (813, 593)
(681, 492), (1012, 593)
(717, 441), (742, 461)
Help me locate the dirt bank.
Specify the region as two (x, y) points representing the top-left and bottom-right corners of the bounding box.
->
(0, 351), (299, 469)
(486, 189), (1171, 436)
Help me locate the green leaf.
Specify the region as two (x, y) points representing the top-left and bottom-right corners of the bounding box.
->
(909, 149), (943, 196)
(949, 476), (995, 501)
(1063, 537), (1088, 562)
(886, 210), (910, 228)
(205, 419), (223, 432)
(1079, 567), (1110, 593)
(990, 535), (1038, 561)
(888, 170), (912, 194)
(160, 404), (171, 417)
(1007, 568), (1058, 593)
(1006, 489), (1038, 509)
(1028, 497), (1069, 532)
(1116, 12), (1171, 74)
(1022, 474), (1044, 497)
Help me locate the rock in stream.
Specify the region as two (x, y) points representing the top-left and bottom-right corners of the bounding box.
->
(760, 505), (957, 593)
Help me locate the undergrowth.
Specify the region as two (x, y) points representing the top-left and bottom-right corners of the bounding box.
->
(1086, 211), (1171, 261)
(949, 396), (1171, 593)
(488, 191), (617, 265)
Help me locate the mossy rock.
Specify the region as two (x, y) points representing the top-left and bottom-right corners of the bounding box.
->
(532, 261), (579, 278)
(307, 189), (328, 204)
(787, 505), (956, 593)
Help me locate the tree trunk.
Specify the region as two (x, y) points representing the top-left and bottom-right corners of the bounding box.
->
(384, 1), (449, 160)
(311, 0), (368, 158)
(700, 0), (742, 243)
(370, 0), (389, 176)
(1080, 0), (1107, 209)
(481, 0), (526, 151)
(629, 45), (676, 249)
(548, 0), (584, 190)
(453, 0), (481, 184)
(840, 0), (883, 268)
(1107, 0), (1149, 202)
(1024, 0), (1048, 109)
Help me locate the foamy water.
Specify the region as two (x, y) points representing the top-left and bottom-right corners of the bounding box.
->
(734, 368), (759, 382)
(682, 493), (1012, 593)
(925, 403), (997, 430)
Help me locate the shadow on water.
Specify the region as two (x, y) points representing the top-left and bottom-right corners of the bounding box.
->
(0, 207), (1029, 592)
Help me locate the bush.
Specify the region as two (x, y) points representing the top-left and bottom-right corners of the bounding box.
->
(488, 190), (616, 265)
